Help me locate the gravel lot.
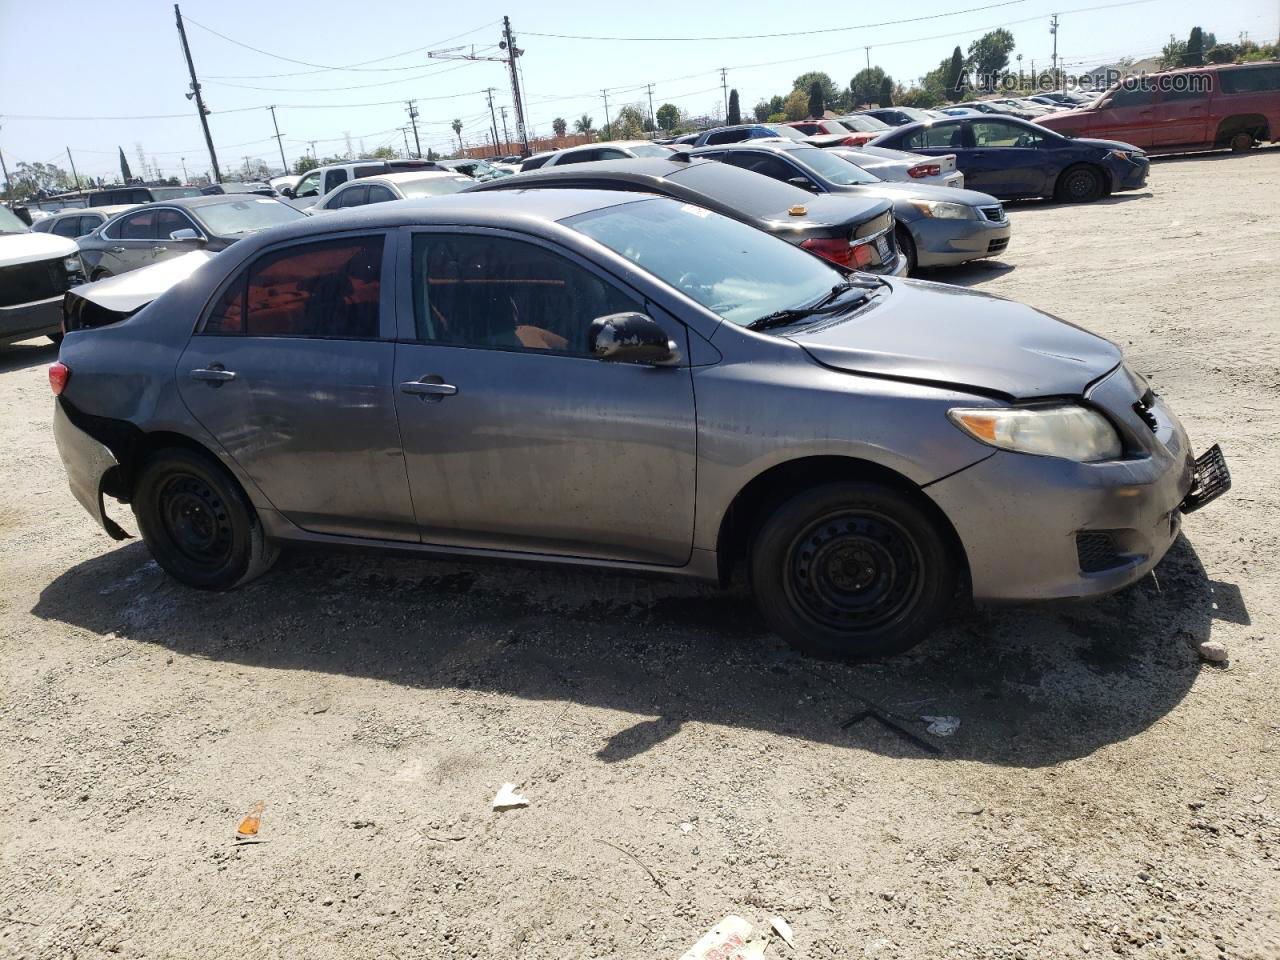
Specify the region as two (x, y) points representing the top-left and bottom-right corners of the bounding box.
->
(2, 150), (1278, 960)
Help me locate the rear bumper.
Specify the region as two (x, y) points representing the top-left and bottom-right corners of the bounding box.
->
(913, 216), (1012, 267)
(0, 295), (61, 346)
(53, 400), (129, 540)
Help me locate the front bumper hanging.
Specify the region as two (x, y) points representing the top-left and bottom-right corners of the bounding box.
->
(1180, 444), (1231, 514)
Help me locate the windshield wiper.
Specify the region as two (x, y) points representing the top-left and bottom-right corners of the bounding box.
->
(747, 280), (872, 331)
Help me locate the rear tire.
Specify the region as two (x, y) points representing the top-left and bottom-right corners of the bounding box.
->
(1229, 131), (1255, 152)
(895, 225), (918, 276)
(90, 269), (112, 282)
(1054, 163), (1104, 203)
(133, 448), (277, 590)
(750, 482), (956, 660)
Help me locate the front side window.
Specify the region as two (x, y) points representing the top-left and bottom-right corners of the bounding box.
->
(566, 197), (842, 329)
(720, 152), (805, 185)
(294, 172), (322, 198)
(1108, 86), (1155, 108)
(557, 149), (599, 164)
(155, 209), (197, 238)
(410, 233), (642, 355)
(788, 146), (880, 185)
(705, 129), (748, 145)
(203, 236), (383, 339)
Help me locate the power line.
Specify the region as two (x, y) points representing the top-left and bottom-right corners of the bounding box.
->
(203, 58), (488, 93)
(524, 0), (1029, 40)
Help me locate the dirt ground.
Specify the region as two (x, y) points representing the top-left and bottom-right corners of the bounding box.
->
(2, 149), (1278, 960)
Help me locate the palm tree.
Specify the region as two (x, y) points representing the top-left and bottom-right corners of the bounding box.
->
(573, 114), (593, 134)
(552, 117), (567, 138)
(451, 118), (463, 154)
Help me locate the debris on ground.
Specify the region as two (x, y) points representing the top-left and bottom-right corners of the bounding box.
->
(770, 915), (796, 949)
(1195, 639), (1229, 663)
(922, 715), (961, 737)
(491, 783), (529, 811)
(841, 693), (942, 755)
(680, 915), (762, 960)
(680, 821), (696, 833)
(235, 801), (265, 840)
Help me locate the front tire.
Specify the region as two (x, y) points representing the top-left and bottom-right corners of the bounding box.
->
(1054, 163), (1104, 203)
(1229, 131), (1254, 152)
(895, 225), (918, 276)
(750, 482), (957, 660)
(133, 448), (276, 590)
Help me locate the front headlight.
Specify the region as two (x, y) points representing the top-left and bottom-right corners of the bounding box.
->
(909, 200), (972, 220)
(63, 255), (82, 273)
(948, 404), (1123, 462)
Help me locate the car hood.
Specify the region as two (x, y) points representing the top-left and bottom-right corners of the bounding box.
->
(840, 180), (997, 207)
(787, 278), (1122, 400)
(0, 231), (79, 268)
(1069, 136), (1144, 153)
(66, 250), (219, 313)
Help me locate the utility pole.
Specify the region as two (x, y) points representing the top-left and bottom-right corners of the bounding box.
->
(307, 140), (317, 160)
(1050, 14), (1060, 82)
(406, 101), (422, 158)
(485, 88), (501, 155)
(501, 17), (530, 156)
(601, 89), (612, 135)
(865, 47), (871, 70)
(399, 127), (411, 159)
(174, 4), (221, 183)
(646, 83), (656, 130)
(242, 156), (251, 178)
(66, 148), (81, 191)
(267, 105), (287, 173)
(720, 67), (729, 118)
(499, 106), (510, 151)
(0, 139), (10, 202)
(180, 157), (189, 183)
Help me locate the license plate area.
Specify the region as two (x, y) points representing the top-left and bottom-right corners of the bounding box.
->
(1180, 444), (1230, 513)
(874, 235), (892, 265)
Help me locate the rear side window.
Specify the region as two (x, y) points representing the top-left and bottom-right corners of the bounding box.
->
(366, 185), (397, 203)
(116, 210), (158, 240)
(902, 124), (967, 149)
(203, 236), (384, 339)
(52, 217), (82, 238)
(720, 152), (802, 184)
(353, 165), (384, 178)
(1220, 65), (1280, 94)
(324, 170), (348, 193)
(705, 129), (748, 145)
(557, 149), (599, 164)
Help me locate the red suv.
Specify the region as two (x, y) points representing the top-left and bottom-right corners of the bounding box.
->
(1037, 62), (1280, 153)
(786, 118), (884, 147)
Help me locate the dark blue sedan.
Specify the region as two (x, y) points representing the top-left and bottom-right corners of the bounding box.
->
(870, 115), (1149, 202)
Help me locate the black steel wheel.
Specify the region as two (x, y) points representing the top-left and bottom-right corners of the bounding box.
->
(134, 448), (276, 590)
(1055, 164), (1104, 203)
(751, 482), (958, 659)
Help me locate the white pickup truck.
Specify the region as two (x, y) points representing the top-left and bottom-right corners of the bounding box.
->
(1, 206), (84, 346)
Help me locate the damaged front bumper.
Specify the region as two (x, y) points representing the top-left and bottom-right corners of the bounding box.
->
(53, 399), (129, 540)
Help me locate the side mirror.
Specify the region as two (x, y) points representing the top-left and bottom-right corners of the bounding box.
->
(169, 228), (204, 242)
(279, 186), (295, 198)
(787, 177), (819, 193)
(588, 312), (680, 366)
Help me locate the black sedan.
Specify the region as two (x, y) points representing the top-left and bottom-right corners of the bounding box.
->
(77, 195), (307, 279)
(870, 115), (1149, 202)
(466, 157), (905, 275)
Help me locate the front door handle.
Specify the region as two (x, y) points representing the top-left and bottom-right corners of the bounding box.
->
(152, 245), (168, 253)
(190, 367), (236, 384)
(400, 375), (457, 402)
(109, 246), (126, 253)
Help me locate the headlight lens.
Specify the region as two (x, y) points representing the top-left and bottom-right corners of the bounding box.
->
(909, 200), (972, 220)
(63, 255), (82, 273)
(948, 404), (1123, 462)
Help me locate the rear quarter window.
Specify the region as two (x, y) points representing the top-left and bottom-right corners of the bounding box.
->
(1220, 65), (1280, 94)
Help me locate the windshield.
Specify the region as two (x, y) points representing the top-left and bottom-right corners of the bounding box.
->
(0, 206), (28, 234)
(566, 197), (845, 328)
(399, 176), (473, 198)
(629, 143), (673, 157)
(150, 186), (203, 200)
(197, 198), (307, 236)
(789, 146), (880, 185)
(767, 125), (808, 141)
(843, 115), (891, 132)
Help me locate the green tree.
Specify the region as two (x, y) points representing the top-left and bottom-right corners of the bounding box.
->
(552, 117), (567, 137)
(878, 76), (894, 107)
(10, 161), (73, 199)
(851, 67), (889, 106)
(367, 146), (397, 160)
(1160, 37), (1187, 69)
(292, 156), (319, 175)
(897, 86), (941, 108)
(1205, 44), (1235, 63)
(752, 100), (771, 122)
(967, 28), (1016, 89)
(118, 146), (132, 184)
(807, 81), (824, 118)
(766, 112), (787, 123)
(451, 118), (463, 153)
(793, 72), (840, 107)
(573, 114), (594, 134)
(727, 89), (741, 124)
(656, 103), (681, 130)
(1183, 26), (1205, 66)
(612, 103), (647, 139)
(945, 46), (968, 101)
(783, 89), (809, 121)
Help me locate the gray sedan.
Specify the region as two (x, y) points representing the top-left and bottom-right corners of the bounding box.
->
(77, 195), (307, 279)
(691, 141), (1010, 272)
(51, 190), (1228, 660)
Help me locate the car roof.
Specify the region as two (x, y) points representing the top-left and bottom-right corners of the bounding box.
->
(486, 156), (707, 185)
(361, 171), (467, 184)
(692, 140), (809, 154)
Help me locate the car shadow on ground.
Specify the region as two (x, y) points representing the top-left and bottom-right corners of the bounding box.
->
(927, 260), (1017, 288)
(1149, 145), (1280, 165)
(32, 533), (1239, 769)
(0, 339), (57, 373)
(1006, 190), (1155, 213)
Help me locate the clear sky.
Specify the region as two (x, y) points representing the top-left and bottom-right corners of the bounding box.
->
(2, 0), (1277, 182)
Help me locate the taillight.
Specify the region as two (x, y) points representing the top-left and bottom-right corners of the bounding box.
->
(800, 237), (854, 267)
(850, 241), (876, 270)
(843, 134), (873, 146)
(908, 163), (942, 178)
(49, 362), (70, 396)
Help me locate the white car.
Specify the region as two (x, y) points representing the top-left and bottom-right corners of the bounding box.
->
(538, 140), (684, 167)
(308, 171), (474, 213)
(1, 205), (84, 345)
(829, 145), (964, 189)
(31, 204), (139, 239)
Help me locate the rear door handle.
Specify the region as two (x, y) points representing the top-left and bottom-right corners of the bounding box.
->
(190, 367), (236, 383)
(400, 376), (457, 402)
(152, 245), (168, 253)
(109, 246), (126, 253)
